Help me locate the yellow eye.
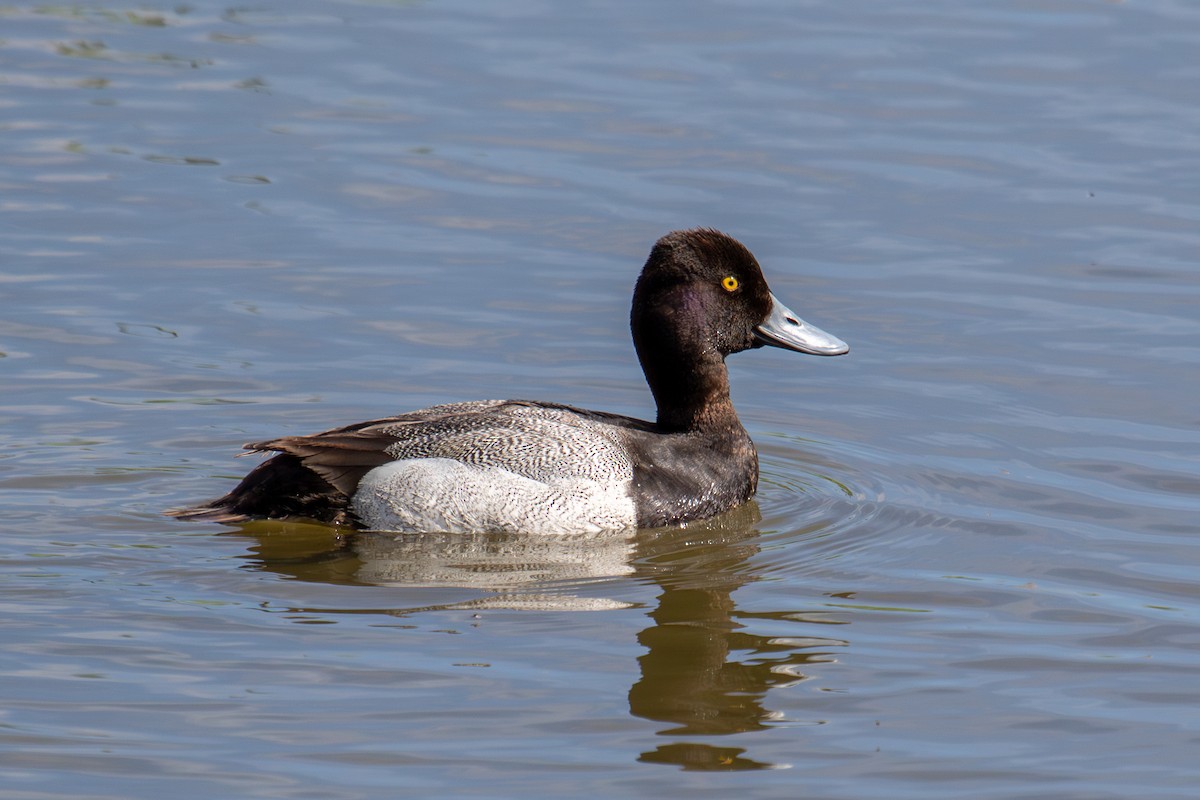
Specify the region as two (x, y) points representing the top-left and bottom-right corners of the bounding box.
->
(722, 276), (739, 292)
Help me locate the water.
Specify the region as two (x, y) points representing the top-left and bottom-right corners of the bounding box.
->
(2, 0), (1199, 797)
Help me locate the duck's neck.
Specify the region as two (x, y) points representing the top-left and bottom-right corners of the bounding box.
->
(631, 280), (751, 435)
(639, 346), (745, 434)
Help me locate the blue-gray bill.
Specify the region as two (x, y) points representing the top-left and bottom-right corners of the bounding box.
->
(753, 292), (849, 356)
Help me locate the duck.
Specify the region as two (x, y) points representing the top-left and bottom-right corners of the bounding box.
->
(170, 229), (848, 534)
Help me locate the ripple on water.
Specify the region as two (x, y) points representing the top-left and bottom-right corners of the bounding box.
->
(750, 436), (900, 581)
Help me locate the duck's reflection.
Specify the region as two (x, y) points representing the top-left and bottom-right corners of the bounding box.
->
(628, 510), (843, 770)
(239, 519), (639, 611)
(233, 504), (845, 771)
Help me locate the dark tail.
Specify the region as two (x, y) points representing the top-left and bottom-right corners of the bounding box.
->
(167, 453), (359, 526)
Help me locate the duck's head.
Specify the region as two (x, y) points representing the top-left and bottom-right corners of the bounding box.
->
(631, 228), (848, 359)
(630, 229), (848, 429)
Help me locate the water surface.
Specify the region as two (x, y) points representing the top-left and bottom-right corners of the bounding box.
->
(2, 1), (1199, 798)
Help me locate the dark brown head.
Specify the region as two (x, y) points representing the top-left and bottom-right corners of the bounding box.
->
(630, 229), (848, 430)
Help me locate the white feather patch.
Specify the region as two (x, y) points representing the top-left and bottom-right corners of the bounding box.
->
(352, 458), (638, 535)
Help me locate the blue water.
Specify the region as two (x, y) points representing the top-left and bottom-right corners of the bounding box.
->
(2, 1), (1199, 798)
